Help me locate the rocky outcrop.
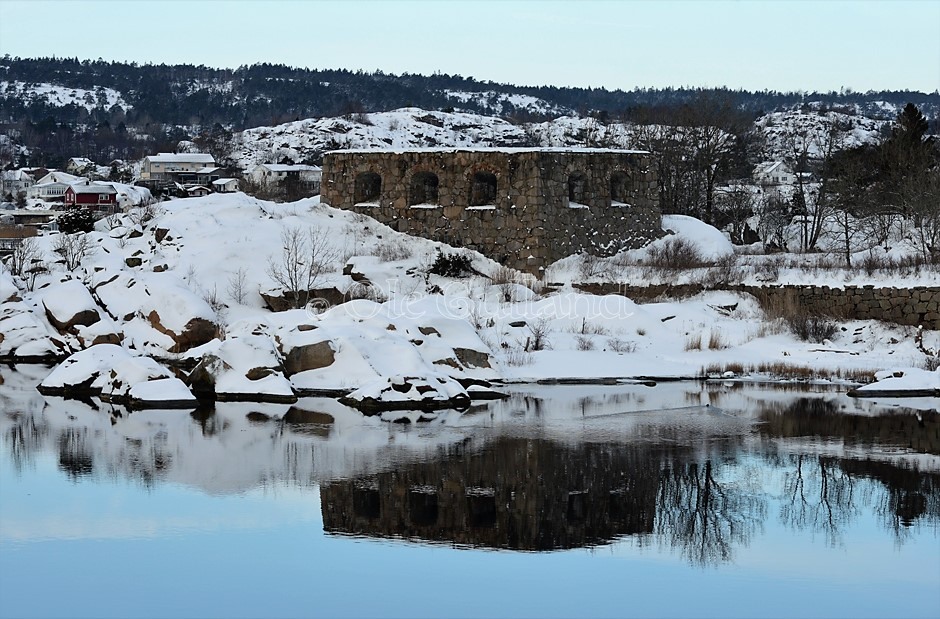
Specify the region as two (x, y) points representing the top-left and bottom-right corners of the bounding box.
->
(185, 334), (296, 403)
(260, 287), (346, 312)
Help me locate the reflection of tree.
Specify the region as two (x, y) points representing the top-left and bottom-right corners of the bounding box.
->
(3, 411), (51, 473)
(780, 455), (858, 546)
(57, 428), (94, 480)
(655, 458), (766, 565)
(839, 458), (940, 544)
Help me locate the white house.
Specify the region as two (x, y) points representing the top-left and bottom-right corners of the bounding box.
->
(1, 169), (35, 196)
(211, 178), (239, 193)
(753, 161), (795, 187)
(185, 185), (211, 198)
(28, 171), (82, 201)
(250, 163), (321, 191)
(140, 153), (216, 181)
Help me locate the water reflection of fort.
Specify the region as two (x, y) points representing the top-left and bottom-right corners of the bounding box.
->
(323, 439), (673, 551)
(322, 400), (940, 556)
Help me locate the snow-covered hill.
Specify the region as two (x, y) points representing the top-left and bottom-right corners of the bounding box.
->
(755, 106), (889, 161)
(0, 81), (129, 111)
(231, 102), (903, 170)
(231, 108), (645, 168)
(233, 107), (533, 167)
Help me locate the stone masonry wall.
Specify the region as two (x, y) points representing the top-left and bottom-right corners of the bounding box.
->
(321, 148), (661, 274)
(572, 283), (940, 329)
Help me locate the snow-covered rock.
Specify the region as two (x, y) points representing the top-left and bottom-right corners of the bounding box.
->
(340, 373), (471, 413)
(186, 330), (295, 403)
(90, 269), (219, 352)
(657, 215), (734, 261)
(38, 344), (196, 407)
(851, 368), (940, 397)
(0, 299), (69, 361)
(40, 280), (102, 333)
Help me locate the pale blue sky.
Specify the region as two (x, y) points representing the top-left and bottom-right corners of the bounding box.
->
(0, 0), (938, 93)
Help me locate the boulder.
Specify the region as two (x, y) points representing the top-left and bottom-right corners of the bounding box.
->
(283, 340), (335, 376)
(454, 347), (492, 369)
(260, 287), (346, 312)
(41, 280), (101, 333)
(148, 311), (219, 352)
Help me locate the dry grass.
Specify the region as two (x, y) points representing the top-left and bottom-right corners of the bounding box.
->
(755, 289), (840, 342)
(701, 361), (875, 383)
(707, 330), (725, 350)
(372, 239), (413, 262)
(685, 333), (703, 351)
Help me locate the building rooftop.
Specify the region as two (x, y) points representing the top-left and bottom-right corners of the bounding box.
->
(326, 147), (649, 156)
(257, 164), (322, 172)
(69, 182), (117, 195)
(146, 153), (216, 163)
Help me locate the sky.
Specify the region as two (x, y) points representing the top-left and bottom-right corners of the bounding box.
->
(0, 0), (938, 94)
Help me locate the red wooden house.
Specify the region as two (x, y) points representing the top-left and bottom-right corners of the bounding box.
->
(64, 181), (118, 210)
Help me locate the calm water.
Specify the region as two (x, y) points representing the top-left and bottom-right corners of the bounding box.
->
(1, 366), (938, 619)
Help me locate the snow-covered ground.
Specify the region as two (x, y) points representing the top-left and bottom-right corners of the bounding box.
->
(2, 192), (936, 411)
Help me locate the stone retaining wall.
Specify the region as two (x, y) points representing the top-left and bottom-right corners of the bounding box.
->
(572, 283), (940, 329)
(322, 148), (661, 274)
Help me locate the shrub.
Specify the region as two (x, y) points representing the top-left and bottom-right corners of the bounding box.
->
(608, 338), (636, 353)
(57, 208), (96, 234)
(787, 316), (838, 343)
(645, 237), (707, 271)
(428, 249), (473, 278)
(575, 335), (595, 351)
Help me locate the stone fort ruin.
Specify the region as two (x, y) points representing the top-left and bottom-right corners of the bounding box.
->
(321, 148), (661, 274)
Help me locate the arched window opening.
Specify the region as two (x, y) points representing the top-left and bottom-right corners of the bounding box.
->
(469, 171), (498, 206)
(466, 494), (497, 528)
(610, 171), (630, 205)
(568, 172), (587, 206)
(353, 488), (380, 520)
(354, 172), (381, 204)
(409, 490), (439, 526)
(409, 171), (439, 206)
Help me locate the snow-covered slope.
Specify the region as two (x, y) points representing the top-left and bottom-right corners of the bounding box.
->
(2, 192), (935, 414)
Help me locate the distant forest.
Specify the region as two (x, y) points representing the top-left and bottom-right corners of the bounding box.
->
(1, 55), (938, 168)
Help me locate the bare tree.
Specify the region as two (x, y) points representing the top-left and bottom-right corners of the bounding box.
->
(5, 236), (42, 278)
(53, 232), (94, 271)
(904, 169), (940, 261)
(266, 226), (338, 309)
(226, 266), (249, 304)
(714, 182), (759, 244)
